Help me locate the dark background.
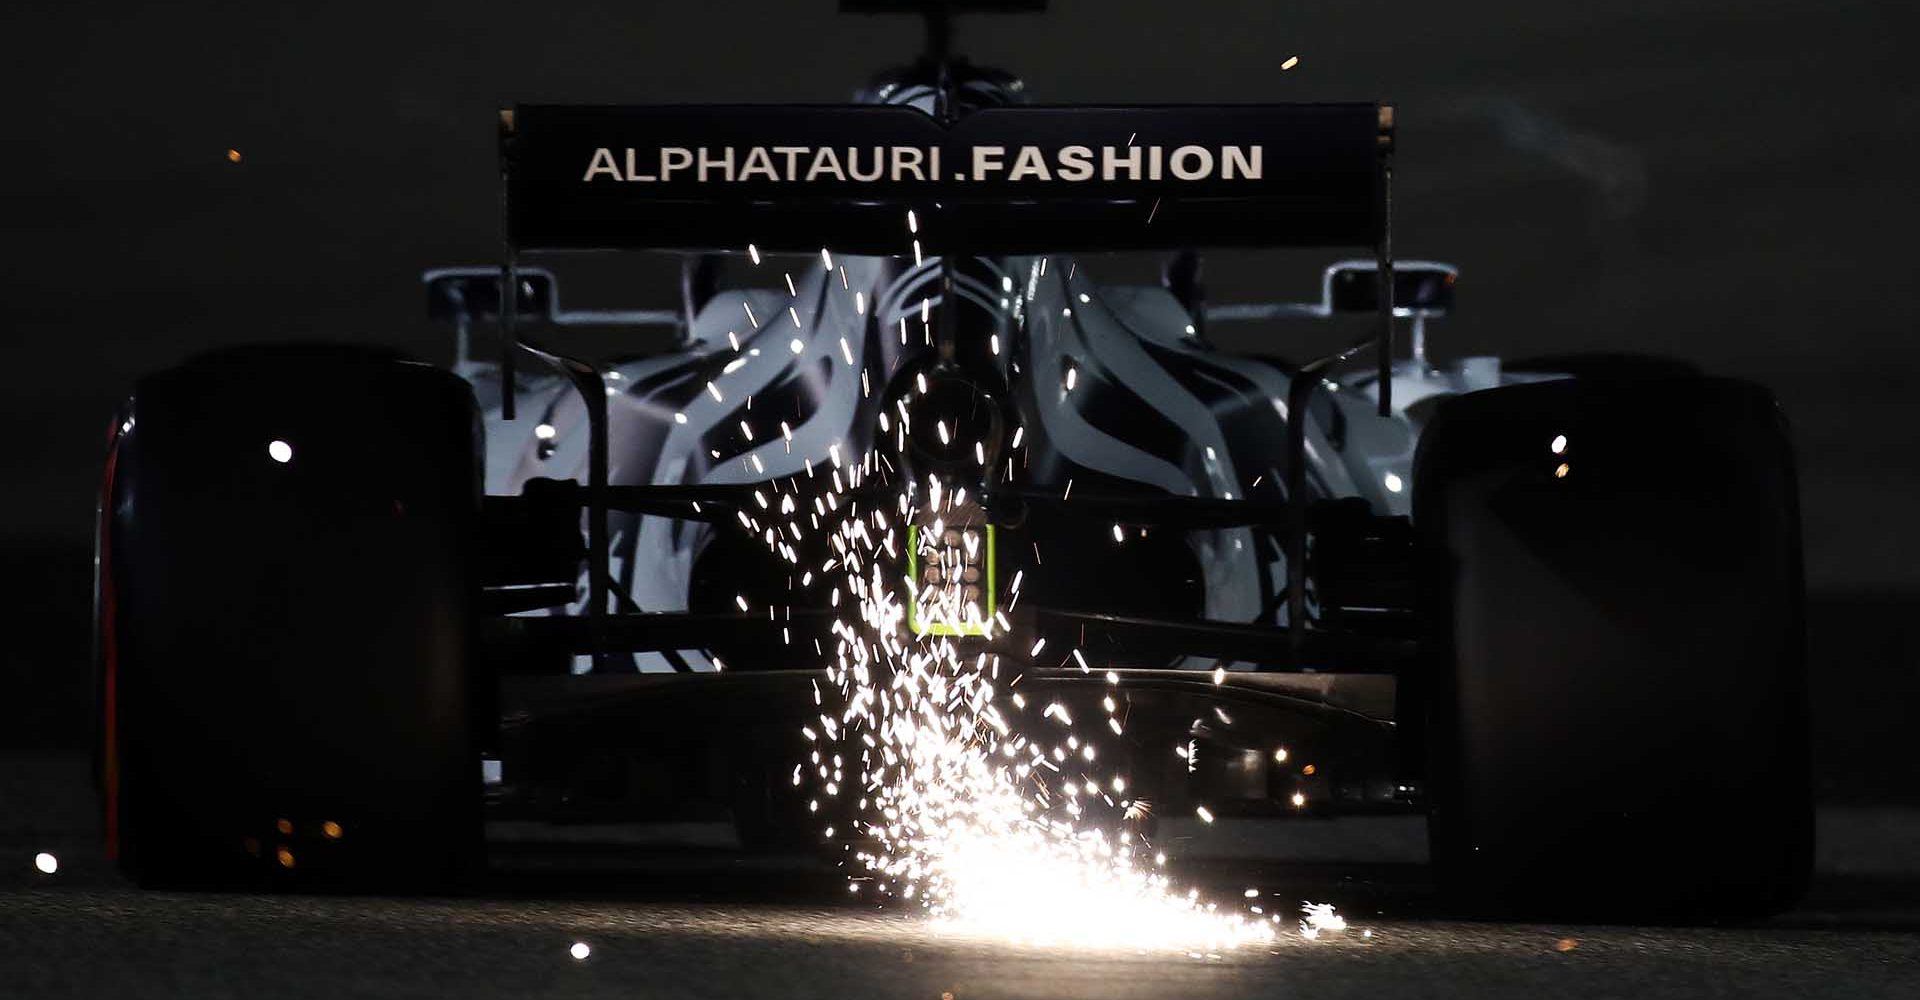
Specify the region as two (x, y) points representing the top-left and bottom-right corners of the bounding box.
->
(2, 1), (1914, 797)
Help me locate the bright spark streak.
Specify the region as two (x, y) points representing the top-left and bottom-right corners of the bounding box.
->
(1299, 902), (1347, 940)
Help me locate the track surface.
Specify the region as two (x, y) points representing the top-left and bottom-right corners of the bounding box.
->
(6, 885), (1919, 1000)
(5, 754), (1918, 999)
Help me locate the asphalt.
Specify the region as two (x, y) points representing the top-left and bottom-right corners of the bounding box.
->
(4, 753), (1919, 999)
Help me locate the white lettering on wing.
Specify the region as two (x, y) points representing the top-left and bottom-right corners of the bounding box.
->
(1102, 145), (1142, 182)
(740, 147), (778, 181)
(1169, 145), (1213, 181)
(847, 146), (885, 182)
(773, 146), (808, 181)
(698, 147), (735, 182)
(892, 146), (925, 181)
(971, 145), (1005, 182)
(580, 144), (1268, 184)
(1007, 147), (1051, 182)
(1056, 145), (1094, 182)
(804, 148), (847, 182)
(626, 147), (655, 181)
(1223, 145), (1262, 180)
(583, 147), (622, 182)
(659, 147), (693, 181)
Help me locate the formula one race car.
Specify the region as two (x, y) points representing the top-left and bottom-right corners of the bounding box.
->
(95, 3), (1808, 919)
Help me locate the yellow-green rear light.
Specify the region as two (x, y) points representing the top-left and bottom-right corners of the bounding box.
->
(907, 523), (996, 636)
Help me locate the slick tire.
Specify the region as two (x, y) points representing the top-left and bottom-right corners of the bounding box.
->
(97, 346), (484, 890)
(1413, 375), (1811, 921)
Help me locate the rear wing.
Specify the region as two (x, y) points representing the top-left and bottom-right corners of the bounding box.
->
(502, 103), (1391, 254)
(496, 102), (1400, 415)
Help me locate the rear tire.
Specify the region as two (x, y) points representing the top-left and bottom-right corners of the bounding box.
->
(99, 348), (484, 890)
(1414, 376), (1811, 921)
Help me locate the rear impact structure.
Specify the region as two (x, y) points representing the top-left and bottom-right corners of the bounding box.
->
(99, 350), (484, 889)
(1413, 377), (1811, 919)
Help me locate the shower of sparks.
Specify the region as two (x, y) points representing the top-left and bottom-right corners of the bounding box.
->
(719, 411), (1291, 953)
